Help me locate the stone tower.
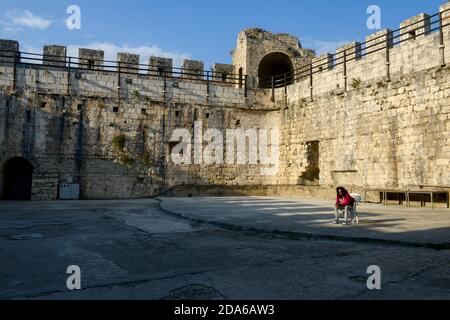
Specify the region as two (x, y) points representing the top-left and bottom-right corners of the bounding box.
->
(232, 28), (315, 88)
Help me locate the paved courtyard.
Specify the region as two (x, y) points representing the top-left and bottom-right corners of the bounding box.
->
(0, 198), (449, 300)
(160, 197), (450, 247)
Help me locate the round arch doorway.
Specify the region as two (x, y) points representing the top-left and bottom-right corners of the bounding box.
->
(1, 157), (34, 201)
(258, 52), (294, 89)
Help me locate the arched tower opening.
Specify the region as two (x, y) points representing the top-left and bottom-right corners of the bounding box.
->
(258, 52), (294, 88)
(1, 157), (34, 201)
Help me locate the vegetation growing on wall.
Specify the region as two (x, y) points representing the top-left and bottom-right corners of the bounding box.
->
(112, 134), (127, 152)
(132, 90), (140, 100)
(351, 78), (362, 90)
(98, 101), (106, 109)
(118, 153), (135, 167)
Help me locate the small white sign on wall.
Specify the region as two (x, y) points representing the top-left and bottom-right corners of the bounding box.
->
(59, 184), (80, 200)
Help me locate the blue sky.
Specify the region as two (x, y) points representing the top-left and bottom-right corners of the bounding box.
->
(0, 0), (445, 67)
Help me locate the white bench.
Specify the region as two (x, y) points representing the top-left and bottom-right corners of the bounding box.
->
(349, 193), (361, 224)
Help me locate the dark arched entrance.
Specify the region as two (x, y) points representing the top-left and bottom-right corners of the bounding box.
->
(258, 52), (294, 88)
(1, 157), (34, 201)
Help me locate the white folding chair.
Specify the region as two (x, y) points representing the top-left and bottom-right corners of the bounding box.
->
(349, 193), (361, 224)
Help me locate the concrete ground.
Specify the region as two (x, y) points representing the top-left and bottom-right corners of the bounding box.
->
(0, 198), (449, 300)
(160, 197), (450, 247)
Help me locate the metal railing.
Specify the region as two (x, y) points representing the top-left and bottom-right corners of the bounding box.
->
(0, 7), (448, 99)
(260, 7), (450, 94)
(0, 49), (249, 96)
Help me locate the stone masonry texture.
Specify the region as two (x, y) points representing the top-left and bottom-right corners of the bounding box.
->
(0, 2), (449, 200)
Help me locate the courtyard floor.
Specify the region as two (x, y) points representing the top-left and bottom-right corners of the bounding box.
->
(0, 197), (449, 299)
(160, 197), (450, 247)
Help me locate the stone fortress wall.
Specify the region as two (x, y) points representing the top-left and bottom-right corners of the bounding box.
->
(275, 3), (450, 191)
(0, 2), (449, 200)
(0, 39), (279, 200)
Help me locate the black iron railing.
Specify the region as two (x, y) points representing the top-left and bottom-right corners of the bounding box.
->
(259, 7), (450, 92)
(0, 7), (448, 99)
(0, 49), (248, 90)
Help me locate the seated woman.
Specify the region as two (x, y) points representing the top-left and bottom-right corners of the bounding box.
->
(332, 187), (356, 225)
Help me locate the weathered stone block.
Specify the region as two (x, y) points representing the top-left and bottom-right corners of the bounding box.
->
(441, 2), (450, 31)
(312, 53), (333, 72)
(182, 59), (204, 79)
(117, 52), (140, 74)
(78, 48), (104, 70)
(212, 63), (235, 82)
(43, 45), (67, 67)
(149, 56), (173, 76)
(400, 13), (431, 42)
(0, 39), (19, 64)
(336, 42), (362, 65)
(276, 33), (302, 49)
(366, 29), (393, 53)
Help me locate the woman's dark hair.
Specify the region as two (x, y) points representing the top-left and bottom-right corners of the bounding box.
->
(336, 187), (348, 197)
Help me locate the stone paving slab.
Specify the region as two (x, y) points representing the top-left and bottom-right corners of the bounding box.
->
(159, 197), (450, 248)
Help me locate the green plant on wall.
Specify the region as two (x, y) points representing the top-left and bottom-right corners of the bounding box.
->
(118, 153), (135, 167)
(132, 90), (140, 100)
(298, 98), (307, 108)
(139, 152), (151, 167)
(351, 78), (362, 90)
(112, 134), (127, 152)
(98, 101), (106, 109)
(111, 134), (139, 168)
(376, 80), (386, 89)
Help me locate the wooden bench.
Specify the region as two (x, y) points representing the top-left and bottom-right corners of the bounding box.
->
(364, 189), (408, 206)
(364, 188), (449, 209)
(406, 189), (449, 209)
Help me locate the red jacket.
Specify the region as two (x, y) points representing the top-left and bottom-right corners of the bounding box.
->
(336, 193), (355, 207)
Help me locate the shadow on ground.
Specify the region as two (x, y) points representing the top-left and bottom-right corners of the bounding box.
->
(159, 197), (450, 248)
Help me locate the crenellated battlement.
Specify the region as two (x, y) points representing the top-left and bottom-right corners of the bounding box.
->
(1, 1), (448, 106)
(0, 40), (256, 109)
(0, 40), (239, 81)
(267, 2), (450, 103)
(0, 2), (449, 201)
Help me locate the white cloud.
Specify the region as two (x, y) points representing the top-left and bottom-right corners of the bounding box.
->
(301, 38), (350, 55)
(0, 10), (53, 35)
(2, 26), (18, 34)
(22, 42), (191, 67)
(7, 10), (53, 30)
